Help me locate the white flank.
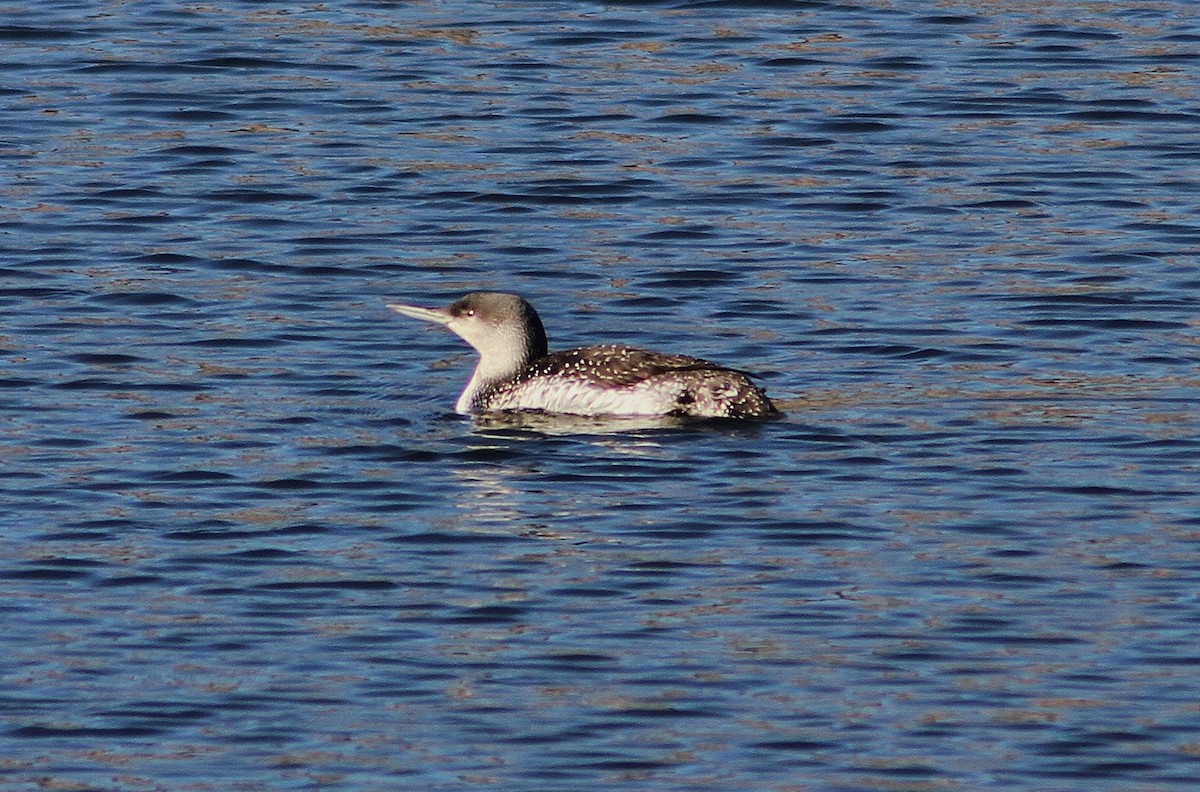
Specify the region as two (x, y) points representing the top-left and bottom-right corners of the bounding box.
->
(484, 377), (688, 417)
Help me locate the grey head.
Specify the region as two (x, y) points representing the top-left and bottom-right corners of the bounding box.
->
(388, 292), (550, 412)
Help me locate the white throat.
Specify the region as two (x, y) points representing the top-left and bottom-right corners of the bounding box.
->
(454, 324), (535, 413)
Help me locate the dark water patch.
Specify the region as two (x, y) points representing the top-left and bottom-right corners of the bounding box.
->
(1067, 109), (1200, 123)
(181, 56), (328, 71)
(0, 286), (86, 299)
(919, 14), (980, 25)
(710, 299), (796, 319)
(252, 477), (323, 491)
(1023, 26), (1120, 41)
(53, 378), (204, 393)
(186, 337), (280, 349)
(0, 266), (55, 280)
(472, 190), (630, 207)
(755, 135), (834, 149)
(453, 604), (529, 623)
(452, 446), (529, 463)
(318, 444), (440, 462)
(760, 56), (827, 68)
(223, 549), (298, 563)
(535, 29), (662, 46)
(534, 651), (620, 668)
(638, 226), (716, 241)
(1144, 654), (1200, 667)
(203, 188), (319, 204)
(161, 160), (236, 174)
(865, 56), (933, 71)
(795, 199), (891, 213)
(833, 343), (948, 359)
(967, 198), (1041, 209)
(546, 586), (627, 599)
(641, 268), (740, 288)
(618, 560), (709, 576)
(156, 144), (247, 157)
(154, 470), (239, 482)
(156, 109), (237, 122)
(653, 112), (729, 125)
(387, 531), (523, 545)
(759, 519), (874, 543)
(1, 567), (95, 581)
(1003, 291), (1185, 309)
(47, 518), (153, 534)
(88, 187), (172, 200)
(90, 291), (196, 306)
(751, 737), (839, 751)
(94, 703), (211, 724)
(133, 252), (208, 267)
(49, 378), (125, 391)
(814, 118), (902, 133)
(124, 410), (178, 420)
(1049, 484), (1179, 498)
(33, 436), (96, 448)
(254, 579), (396, 591)
(491, 245), (558, 256)
(1021, 318), (1188, 330)
(1131, 354), (1196, 365)
(11, 725), (162, 738)
(0, 25), (88, 40)
(97, 575), (165, 587)
(164, 523), (328, 541)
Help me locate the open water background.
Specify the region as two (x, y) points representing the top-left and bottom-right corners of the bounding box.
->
(3, 1), (1200, 790)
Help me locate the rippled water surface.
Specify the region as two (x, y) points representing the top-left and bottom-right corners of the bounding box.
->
(3, 1), (1200, 789)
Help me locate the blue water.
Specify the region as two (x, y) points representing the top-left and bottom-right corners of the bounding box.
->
(3, 1), (1200, 790)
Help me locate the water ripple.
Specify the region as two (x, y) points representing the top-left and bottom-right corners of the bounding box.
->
(3, 1), (1200, 790)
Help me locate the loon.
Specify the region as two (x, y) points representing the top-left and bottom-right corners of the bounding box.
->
(388, 292), (780, 420)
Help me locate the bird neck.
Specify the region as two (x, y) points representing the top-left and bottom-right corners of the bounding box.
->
(455, 328), (543, 414)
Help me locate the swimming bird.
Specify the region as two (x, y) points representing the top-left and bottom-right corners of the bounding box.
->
(388, 292), (780, 419)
